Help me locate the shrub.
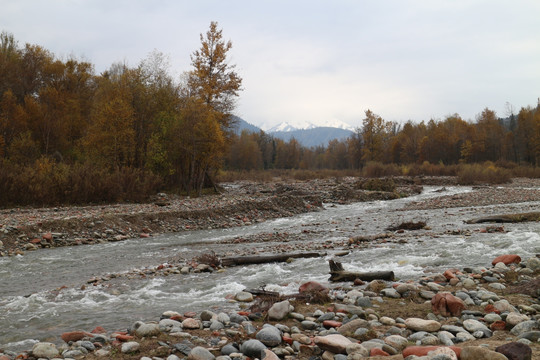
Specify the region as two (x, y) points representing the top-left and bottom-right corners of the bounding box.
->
(457, 163), (511, 185)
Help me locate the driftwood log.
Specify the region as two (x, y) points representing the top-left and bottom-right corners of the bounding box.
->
(328, 260), (395, 282)
(466, 212), (540, 224)
(221, 252), (325, 267)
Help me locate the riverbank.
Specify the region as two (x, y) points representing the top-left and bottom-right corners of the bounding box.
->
(0, 177), (426, 256)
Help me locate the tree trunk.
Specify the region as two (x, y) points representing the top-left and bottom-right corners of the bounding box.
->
(221, 252), (325, 267)
(328, 260), (395, 282)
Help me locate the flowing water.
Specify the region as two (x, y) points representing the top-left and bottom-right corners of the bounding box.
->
(1, 186), (539, 351)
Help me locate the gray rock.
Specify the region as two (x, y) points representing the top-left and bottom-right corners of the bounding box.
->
(338, 318), (369, 335)
(268, 300), (290, 320)
(517, 331), (540, 342)
(441, 324), (467, 334)
(240, 339), (267, 358)
(160, 318), (183, 332)
(135, 323), (161, 337)
(506, 312), (530, 326)
(188, 346), (216, 360)
(317, 312), (336, 322)
(356, 297), (373, 307)
(221, 344), (239, 355)
(463, 319), (489, 333)
(217, 312), (230, 324)
(32, 342), (60, 359)
(354, 328), (369, 337)
(483, 313), (502, 323)
(301, 320), (319, 330)
(405, 318), (441, 332)
(511, 320), (539, 336)
(438, 331), (455, 346)
(210, 320), (225, 331)
(384, 335), (408, 350)
(420, 335), (439, 345)
(381, 288), (401, 298)
(256, 325), (282, 347)
(408, 331), (430, 341)
(200, 310), (216, 321)
(235, 291), (254, 302)
(121, 341), (140, 353)
(230, 313), (247, 324)
(526, 257), (540, 270)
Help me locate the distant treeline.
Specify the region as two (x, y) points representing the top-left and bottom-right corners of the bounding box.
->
(225, 106), (540, 171)
(1, 28), (540, 206)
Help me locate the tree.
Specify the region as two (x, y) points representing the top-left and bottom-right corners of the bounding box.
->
(361, 110), (391, 164)
(188, 21), (242, 129)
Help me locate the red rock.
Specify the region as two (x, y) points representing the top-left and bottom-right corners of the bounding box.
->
(443, 269), (457, 280)
(140, 233), (150, 238)
(42, 232), (53, 241)
(299, 281), (329, 294)
(485, 304), (501, 314)
(0, 355), (12, 360)
(237, 311), (250, 316)
(490, 320), (506, 331)
(431, 292), (466, 317)
(353, 279), (365, 286)
(91, 326), (107, 334)
(183, 311), (197, 318)
(495, 342), (532, 360)
(370, 348), (390, 356)
(61, 331), (92, 343)
(323, 320), (342, 328)
(115, 334), (134, 342)
(30, 238), (41, 244)
(170, 315), (184, 321)
(282, 336), (293, 345)
(402, 346), (461, 358)
(492, 254), (521, 266)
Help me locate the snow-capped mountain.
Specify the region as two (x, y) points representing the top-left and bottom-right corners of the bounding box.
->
(266, 119), (356, 133)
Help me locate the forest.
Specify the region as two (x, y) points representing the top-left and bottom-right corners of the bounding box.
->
(1, 24), (540, 206)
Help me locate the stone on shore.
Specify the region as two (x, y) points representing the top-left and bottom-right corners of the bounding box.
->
(299, 281), (328, 293)
(314, 334), (353, 354)
(182, 318), (202, 330)
(256, 325), (282, 347)
(492, 254), (521, 266)
(402, 346), (461, 358)
(431, 292), (466, 317)
(461, 346), (508, 360)
(496, 341), (533, 360)
(121, 341), (140, 353)
(32, 342), (60, 359)
(240, 339), (267, 358)
(61, 330), (92, 343)
(267, 300), (290, 320)
(235, 291), (253, 302)
(188, 346), (215, 360)
(135, 323), (161, 337)
(405, 318), (441, 332)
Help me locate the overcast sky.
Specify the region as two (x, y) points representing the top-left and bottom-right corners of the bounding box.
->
(2, 0), (539, 130)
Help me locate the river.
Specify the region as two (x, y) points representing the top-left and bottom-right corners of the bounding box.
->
(1, 186), (539, 352)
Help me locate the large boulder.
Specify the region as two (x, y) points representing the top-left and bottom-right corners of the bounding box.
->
(268, 300), (290, 320)
(496, 342), (533, 360)
(431, 292), (466, 316)
(492, 254), (521, 266)
(461, 346), (508, 360)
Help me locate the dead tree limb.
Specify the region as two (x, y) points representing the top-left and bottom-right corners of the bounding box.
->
(328, 260), (395, 282)
(221, 252), (325, 267)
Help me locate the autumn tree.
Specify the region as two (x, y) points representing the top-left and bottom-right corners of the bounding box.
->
(360, 110), (391, 164)
(188, 21), (242, 130)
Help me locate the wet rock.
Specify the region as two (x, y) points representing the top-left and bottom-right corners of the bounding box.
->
(492, 254), (521, 266)
(188, 346), (215, 360)
(32, 342), (59, 358)
(314, 334), (353, 354)
(496, 341), (533, 360)
(256, 325), (282, 347)
(405, 318), (441, 332)
(299, 281), (328, 293)
(460, 345), (508, 360)
(235, 291), (254, 302)
(268, 300), (290, 320)
(61, 330), (92, 343)
(240, 339), (267, 358)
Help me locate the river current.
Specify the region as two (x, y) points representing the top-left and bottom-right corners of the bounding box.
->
(1, 186), (539, 351)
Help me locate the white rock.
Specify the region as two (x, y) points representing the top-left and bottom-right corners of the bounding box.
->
(405, 318), (441, 332)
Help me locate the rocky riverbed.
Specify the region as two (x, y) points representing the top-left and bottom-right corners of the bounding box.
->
(2, 253), (539, 360)
(1, 176), (540, 359)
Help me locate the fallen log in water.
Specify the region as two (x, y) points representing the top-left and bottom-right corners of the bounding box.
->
(221, 252), (326, 267)
(465, 212), (540, 224)
(328, 260), (395, 282)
